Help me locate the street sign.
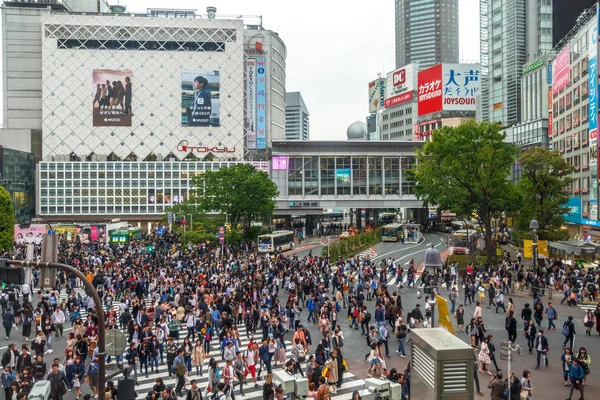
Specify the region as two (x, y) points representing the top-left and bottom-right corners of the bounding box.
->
(105, 330), (128, 356)
(157, 228), (165, 236)
(219, 237), (225, 245)
(321, 238), (329, 245)
(219, 226), (225, 233)
(167, 212), (173, 225)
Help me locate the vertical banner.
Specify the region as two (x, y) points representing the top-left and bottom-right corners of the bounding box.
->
(588, 55), (597, 146)
(256, 58), (267, 150)
(246, 59), (257, 149)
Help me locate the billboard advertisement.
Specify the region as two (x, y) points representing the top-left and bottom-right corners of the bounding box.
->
(563, 197), (582, 224)
(552, 47), (570, 95)
(368, 78), (386, 112)
(589, 54), (597, 145)
(92, 69), (133, 127)
(76, 224), (107, 244)
(246, 59), (257, 149)
(441, 64), (480, 111)
(14, 224), (46, 245)
(386, 64), (416, 108)
(418, 64), (443, 116)
(181, 70), (220, 127)
(256, 58), (267, 149)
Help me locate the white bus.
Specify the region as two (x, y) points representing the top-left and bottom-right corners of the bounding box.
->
(258, 230), (295, 253)
(382, 223), (403, 242)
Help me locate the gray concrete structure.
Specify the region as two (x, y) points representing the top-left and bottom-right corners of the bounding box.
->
(284, 91), (309, 140)
(395, 0), (459, 70)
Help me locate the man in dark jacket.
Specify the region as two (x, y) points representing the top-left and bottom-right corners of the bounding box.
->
(48, 363), (69, 400)
(1, 344), (19, 370)
(410, 304), (424, 328)
(520, 303), (532, 330)
(487, 372), (507, 400)
(562, 315), (576, 350)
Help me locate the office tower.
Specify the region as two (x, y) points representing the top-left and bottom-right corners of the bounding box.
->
(395, 0), (459, 70)
(284, 92), (310, 140)
(480, 0), (552, 125)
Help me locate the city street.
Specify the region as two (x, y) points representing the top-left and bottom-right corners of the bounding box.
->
(1, 234), (598, 400)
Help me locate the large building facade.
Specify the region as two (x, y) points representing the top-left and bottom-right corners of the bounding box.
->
(284, 92), (309, 140)
(394, 0), (459, 70)
(0, 1), (287, 222)
(550, 5), (598, 236)
(480, 0), (552, 126)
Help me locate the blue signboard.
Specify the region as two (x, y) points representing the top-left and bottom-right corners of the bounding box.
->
(256, 58), (267, 150)
(563, 197), (582, 224)
(589, 55), (597, 143)
(547, 62), (552, 85)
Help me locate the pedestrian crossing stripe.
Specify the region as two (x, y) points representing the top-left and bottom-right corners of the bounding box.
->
(58, 290), (370, 400)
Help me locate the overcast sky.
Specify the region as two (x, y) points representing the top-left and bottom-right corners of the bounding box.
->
(123, 0), (480, 140)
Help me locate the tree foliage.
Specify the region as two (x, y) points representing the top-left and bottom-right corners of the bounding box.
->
(0, 186), (15, 253)
(410, 121), (518, 262)
(513, 147), (574, 241)
(188, 164), (278, 228)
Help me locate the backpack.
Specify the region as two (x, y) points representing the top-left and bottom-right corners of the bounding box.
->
(364, 312), (372, 324)
(562, 323), (570, 336)
(336, 335), (344, 348)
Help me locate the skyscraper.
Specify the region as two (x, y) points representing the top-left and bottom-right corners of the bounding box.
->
(552, 0), (597, 47)
(394, 0), (459, 70)
(285, 92), (310, 141)
(480, 0), (552, 126)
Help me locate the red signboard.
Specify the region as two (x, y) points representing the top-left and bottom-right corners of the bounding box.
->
(418, 64), (443, 116)
(548, 112), (553, 137)
(384, 92), (413, 108)
(393, 69), (406, 86)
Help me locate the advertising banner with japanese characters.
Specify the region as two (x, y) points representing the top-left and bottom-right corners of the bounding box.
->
(441, 64), (480, 112)
(418, 64), (443, 116)
(386, 64), (417, 108)
(552, 46), (570, 95)
(256, 58), (267, 150)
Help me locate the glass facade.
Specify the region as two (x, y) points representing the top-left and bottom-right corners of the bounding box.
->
(0, 148), (35, 223)
(38, 161), (268, 216)
(283, 156), (416, 198)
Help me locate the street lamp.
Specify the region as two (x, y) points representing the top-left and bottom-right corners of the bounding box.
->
(529, 219), (539, 272)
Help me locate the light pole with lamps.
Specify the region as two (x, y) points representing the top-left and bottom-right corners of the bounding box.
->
(529, 219), (539, 272)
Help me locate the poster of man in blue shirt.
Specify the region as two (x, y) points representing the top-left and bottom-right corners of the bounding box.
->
(182, 71), (220, 126)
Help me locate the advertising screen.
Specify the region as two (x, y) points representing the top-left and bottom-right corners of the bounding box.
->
(418, 64), (443, 116)
(92, 69), (133, 127)
(552, 47), (570, 95)
(181, 70), (220, 127)
(335, 169), (351, 184)
(442, 64), (480, 111)
(76, 224), (107, 244)
(14, 224), (46, 245)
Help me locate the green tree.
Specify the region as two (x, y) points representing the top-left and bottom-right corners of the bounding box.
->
(513, 147), (574, 241)
(0, 186), (15, 252)
(189, 164), (278, 228)
(411, 121), (518, 262)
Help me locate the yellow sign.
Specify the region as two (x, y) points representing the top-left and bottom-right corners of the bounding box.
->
(436, 295), (455, 335)
(523, 240), (549, 259)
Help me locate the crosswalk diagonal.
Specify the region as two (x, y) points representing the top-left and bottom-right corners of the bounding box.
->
(58, 289), (370, 400)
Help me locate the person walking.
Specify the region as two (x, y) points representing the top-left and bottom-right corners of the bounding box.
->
(583, 310), (595, 336)
(477, 337), (493, 375)
(562, 316), (576, 350)
(561, 347), (573, 387)
(487, 372), (507, 400)
(545, 302), (558, 331)
(487, 335), (501, 372)
(454, 305), (465, 333)
(525, 320), (537, 354)
(3, 309), (15, 340)
(567, 358), (585, 400)
(506, 311), (518, 343)
(533, 331), (549, 370)
(48, 363), (69, 400)
(574, 347), (591, 386)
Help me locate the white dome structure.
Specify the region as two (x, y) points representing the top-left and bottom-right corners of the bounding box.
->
(347, 121), (367, 140)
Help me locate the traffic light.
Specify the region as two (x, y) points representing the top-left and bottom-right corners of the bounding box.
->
(0, 260), (24, 285)
(146, 244), (155, 253)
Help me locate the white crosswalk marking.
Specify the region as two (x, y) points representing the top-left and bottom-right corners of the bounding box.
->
(59, 289), (368, 399)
